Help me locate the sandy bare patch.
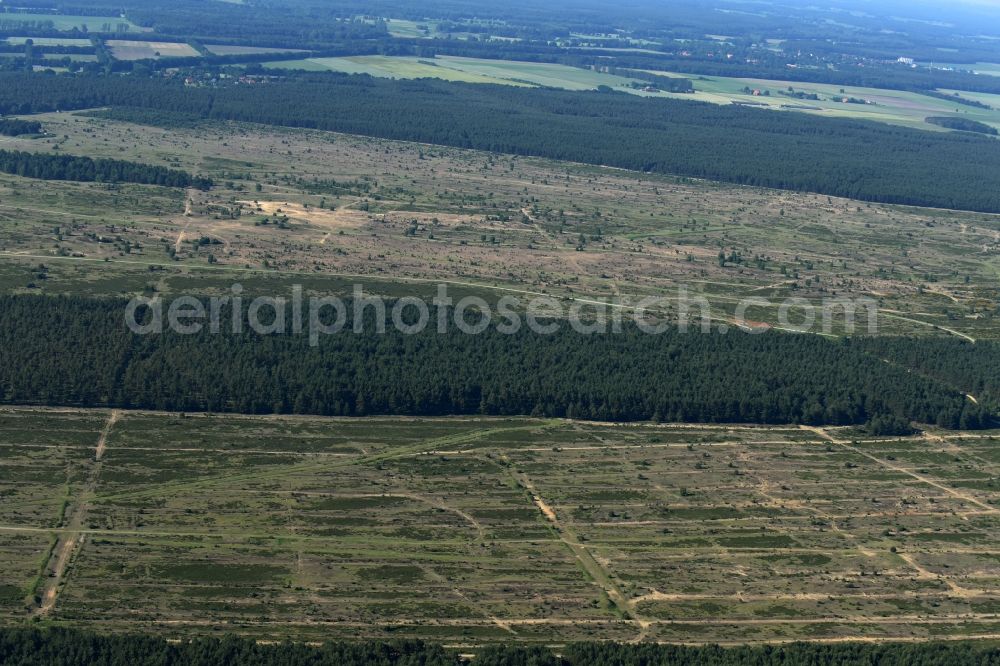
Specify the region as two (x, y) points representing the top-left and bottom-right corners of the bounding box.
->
(242, 200), (369, 231)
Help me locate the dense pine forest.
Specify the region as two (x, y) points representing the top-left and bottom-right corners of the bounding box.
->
(2, 72), (1000, 211)
(0, 627), (998, 665)
(0, 118), (41, 136)
(858, 337), (1000, 413)
(0, 296), (990, 428)
(0, 150), (211, 189)
(925, 116), (999, 135)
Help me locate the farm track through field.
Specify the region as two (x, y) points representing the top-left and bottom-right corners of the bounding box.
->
(172, 190), (197, 253)
(31, 409), (119, 617)
(332, 492), (485, 539)
(801, 424), (997, 595)
(631, 589), (999, 604)
(880, 310), (976, 343)
(419, 564), (518, 636)
(5, 522), (1000, 562)
(497, 452), (654, 639)
(0, 524), (524, 554)
(136, 618), (1000, 647)
(143, 614), (1000, 630)
(79, 420), (562, 508)
(802, 426), (997, 514)
(923, 428), (995, 469)
(0, 416), (563, 515)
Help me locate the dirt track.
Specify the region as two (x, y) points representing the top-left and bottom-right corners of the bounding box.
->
(32, 410), (120, 617)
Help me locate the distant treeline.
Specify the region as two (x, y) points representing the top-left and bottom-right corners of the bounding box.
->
(426, 42), (1000, 97)
(7, 0), (1000, 95)
(607, 67), (695, 92)
(0, 118), (41, 136)
(0, 296), (990, 429)
(3, 73), (1000, 211)
(0, 0), (387, 49)
(2, 627), (999, 665)
(925, 116), (998, 135)
(0, 149), (211, 189)
(918, 89), (992, 109)
(567, 51), (1000, 96)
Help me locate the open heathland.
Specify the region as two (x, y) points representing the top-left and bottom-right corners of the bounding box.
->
(1, 408), (999, 644)
(0, 110), (996, 342)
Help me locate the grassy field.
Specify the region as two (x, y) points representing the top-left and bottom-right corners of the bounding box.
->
(431, 56), (641, 90)
(385, 18), (438, 38)
(0, 111), (997, 339)
(264, 55), (644, 91)
(0, 13), (140, 32)
(643, 70), (1000, 131)
(1, 407), (999, 643)
(265, 56), (518, 84)
(259, 54), (1000, 130)
(380, 17), (494, 41)
(939, 88), (1000, 109)
(40, 53), (98, 62)
(106, 40), (200, 61)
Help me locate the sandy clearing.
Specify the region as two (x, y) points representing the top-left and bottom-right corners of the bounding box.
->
(146, 614), (1000, 626)
(94, 409), (120, 461)
(37, 533), (80, 614)
(241, 200), (368, 231)
(174, 223), (189, 253)
(172, 192), (195, 253)
(532, 495), (558, 522)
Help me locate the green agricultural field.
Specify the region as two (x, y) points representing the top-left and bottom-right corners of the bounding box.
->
(385, 18), (439, 38)
(261, 55), (1000, 124)
(264, 55), (644, 91)
(431, 56), (643, 90)
(644, 70), (1000, 131)
(41, 54), (98, 62)
(265, 56), (516, 84)
(380, 17), (494, 40)
(938, 88), (1000, 109)
(0, 13), (139, 32)
(2, 407), (999, 643)
(106, 40), (200, 61)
